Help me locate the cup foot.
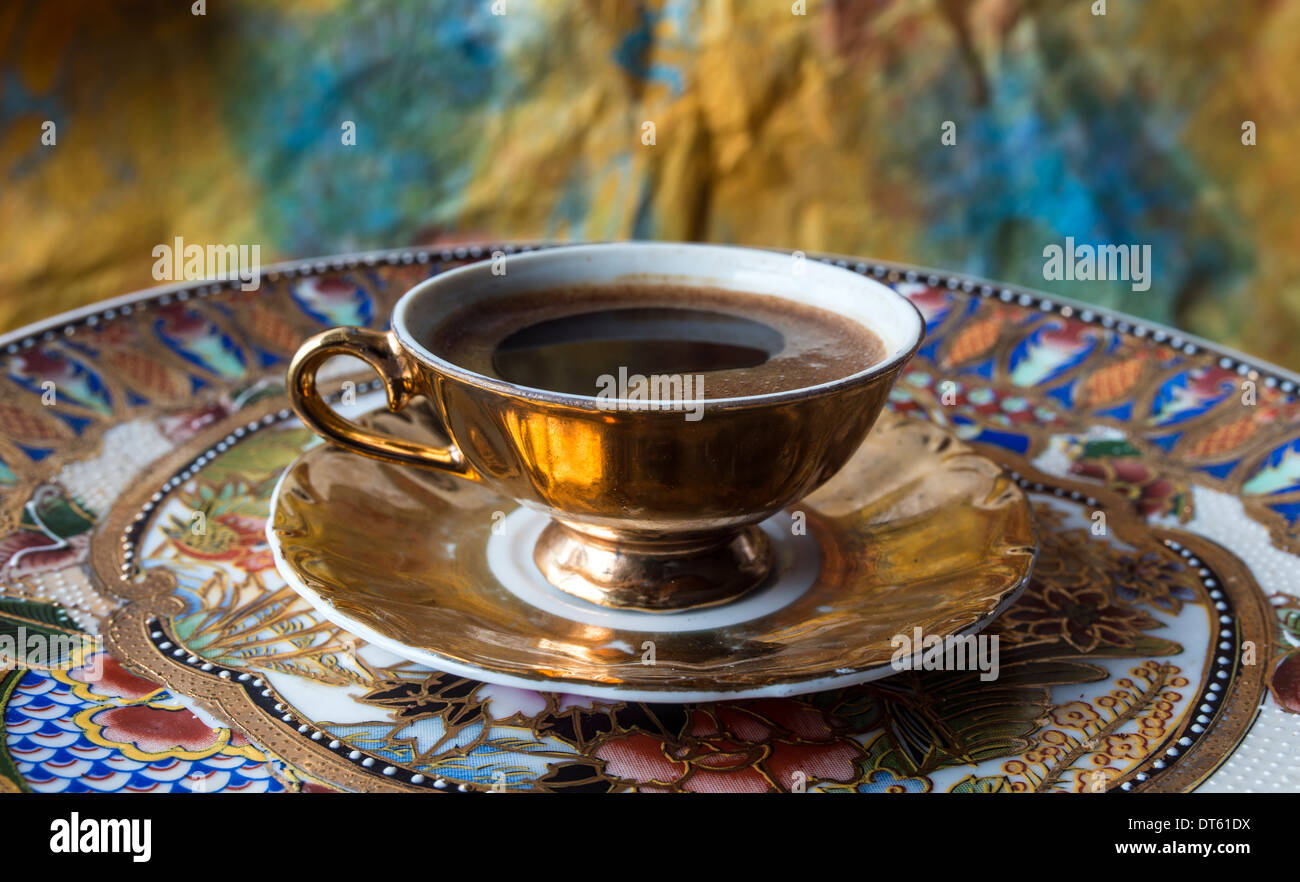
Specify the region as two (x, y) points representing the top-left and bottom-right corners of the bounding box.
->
(532, 521), (773, 612)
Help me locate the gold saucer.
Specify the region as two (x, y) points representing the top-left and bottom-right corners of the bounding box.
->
(267, 407), (1037, 701)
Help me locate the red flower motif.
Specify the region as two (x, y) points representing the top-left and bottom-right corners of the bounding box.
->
(1069, 459), (1180, 517)
(92, 706), (220, 754)
(160, 401), (232, 444)
(12, 348), (71, 381)
(313, 278), (359, 301)
(0, 530), (88, 580)
(1271, 653), (1300, 714)
(156, 304), (209, 339)
(1041, 320), (1098, 350)
(594, 700), (862, 793)
(70, 654), (163, 700)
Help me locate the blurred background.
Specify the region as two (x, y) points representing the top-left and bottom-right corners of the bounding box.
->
(2, 0), (1298, 367)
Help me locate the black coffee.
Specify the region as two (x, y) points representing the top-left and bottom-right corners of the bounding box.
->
(424, 283), (887, 398)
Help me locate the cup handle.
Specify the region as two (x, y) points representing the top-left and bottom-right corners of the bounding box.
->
(287, 326), (479, 479)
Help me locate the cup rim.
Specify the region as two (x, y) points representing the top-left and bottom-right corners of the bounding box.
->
(390, 242), (925, 409)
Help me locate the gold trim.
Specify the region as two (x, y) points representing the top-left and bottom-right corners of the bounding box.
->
(991, 455), (1275, 793)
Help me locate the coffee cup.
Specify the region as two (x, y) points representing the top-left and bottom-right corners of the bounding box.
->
(287, 243), (924, 611)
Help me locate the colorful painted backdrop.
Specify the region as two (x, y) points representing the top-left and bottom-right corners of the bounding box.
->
(2, 0), (1298, 367)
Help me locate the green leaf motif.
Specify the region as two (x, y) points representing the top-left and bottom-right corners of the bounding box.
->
(21, 486), (96, 539)
(0, 598), (85, 667)
(1277, 608), (1300, 644)
(1079, 439), (1141, 460)
(1081, 634), (1184, 659)
(197, 427), (315, 491)
(822, 648), (1108, 778)
(0, 597), (79, 631)
(949, 774), (1016, 793)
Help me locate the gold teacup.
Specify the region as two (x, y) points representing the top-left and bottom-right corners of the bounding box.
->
(287, 243), (924, 612)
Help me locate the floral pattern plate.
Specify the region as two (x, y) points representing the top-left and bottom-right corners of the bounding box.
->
(0, 244), (1295, 793)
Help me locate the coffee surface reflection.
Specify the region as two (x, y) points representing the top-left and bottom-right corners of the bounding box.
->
(425, 283), (887, 399)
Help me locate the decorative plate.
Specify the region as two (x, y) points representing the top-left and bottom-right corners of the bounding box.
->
(0, 244), (1293, 793)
